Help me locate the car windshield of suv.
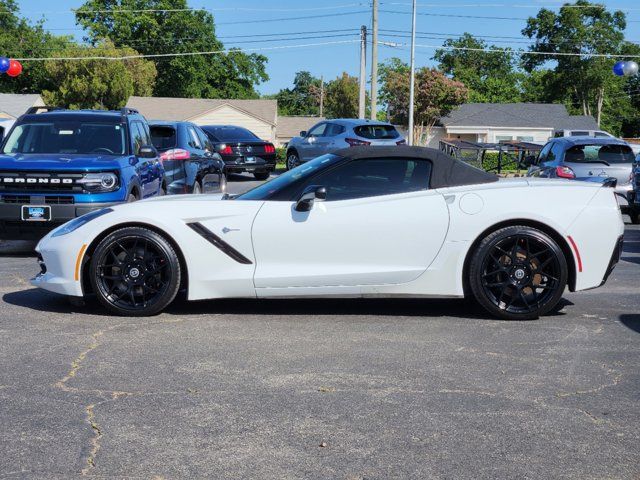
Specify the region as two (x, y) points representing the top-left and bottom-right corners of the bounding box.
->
(204, 126), (259, 142)
(2, 121), (126, 155)
(565, 144), (635, 164)
(236, 154), (340, 200)
(354, 125), (399, 140)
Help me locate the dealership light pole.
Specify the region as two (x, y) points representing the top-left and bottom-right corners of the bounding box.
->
(408, 0), (417, 145)
(359, 25), (367, 119)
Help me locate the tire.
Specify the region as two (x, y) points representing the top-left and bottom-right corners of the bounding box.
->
(630, 209), (640, 225)
(89, 227), (181, 316)
(192, 181), (202, 194)
(127, 193), (137, 203)
(286, 151), (300, 170)
(469, 226), (568, 320)
(253, 171), (270, 181)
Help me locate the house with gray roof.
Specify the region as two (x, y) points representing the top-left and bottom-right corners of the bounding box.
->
(127, 96), (278, 142)
(431, 103), (600, 146)
(0, 93), (44, 119)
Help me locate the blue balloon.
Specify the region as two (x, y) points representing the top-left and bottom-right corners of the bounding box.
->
(0, 57), (9, 73)
(613, 61), (626, 76)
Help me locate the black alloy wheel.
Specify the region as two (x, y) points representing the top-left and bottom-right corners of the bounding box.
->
(89, 227), (181, 316)
(469, 226), (568, 320)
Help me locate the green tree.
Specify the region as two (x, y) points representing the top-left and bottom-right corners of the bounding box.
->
(42, 41), (157, 110)
(0, 0), (72, 94)
(274, 71), (322, 116)
(522, 0), (631, 126)
(434, 34), (522, 103)
(76, 0), (268, 99)
(379, 58), (468, 143)
(324, 72), (359, 118)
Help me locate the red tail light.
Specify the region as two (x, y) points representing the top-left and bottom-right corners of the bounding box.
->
(396, 139), (407, 145)
(159, 148), (190, 161)
(345, 137), (371, 147)
(264, 144), (275, 154)
(555, 165), (576, 179)
(219, 144), (233, 155)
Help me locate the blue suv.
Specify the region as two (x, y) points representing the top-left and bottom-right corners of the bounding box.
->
(0, 107), (165, 239)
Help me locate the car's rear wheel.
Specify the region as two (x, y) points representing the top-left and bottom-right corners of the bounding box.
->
(469, 226), (567, 320)
(286, 151), (300, 170)
(89, 227), (181, 316)
(192, 181), (202, 194)
(253, 171), (270, 181)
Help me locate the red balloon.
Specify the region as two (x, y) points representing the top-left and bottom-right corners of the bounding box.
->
(6, 60), (22, 77)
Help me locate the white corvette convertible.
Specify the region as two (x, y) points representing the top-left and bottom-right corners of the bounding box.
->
(32, 147), (624, 320)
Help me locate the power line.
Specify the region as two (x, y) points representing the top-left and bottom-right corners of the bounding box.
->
(14, 39), (360, 62)
(380, 9), (640, 23)
(382, 41), (640, 59)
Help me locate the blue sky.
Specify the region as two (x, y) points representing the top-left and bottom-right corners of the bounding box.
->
(16, 0), (640, 95)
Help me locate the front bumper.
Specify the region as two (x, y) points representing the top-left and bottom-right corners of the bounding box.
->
(0, 201), (120, 240)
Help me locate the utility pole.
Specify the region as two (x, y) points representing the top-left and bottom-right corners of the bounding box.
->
(370, 0), (378, 120)
(359, 25), (367, 119)
(408, 0), (417, 145)
(319, 75), (324, 117)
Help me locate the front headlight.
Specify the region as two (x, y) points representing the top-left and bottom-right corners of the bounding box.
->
(51, 208), (113, 238)
(77, 172), (119, 192)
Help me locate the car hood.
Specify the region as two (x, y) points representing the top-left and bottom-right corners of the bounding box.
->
(0, 153), (127, 171)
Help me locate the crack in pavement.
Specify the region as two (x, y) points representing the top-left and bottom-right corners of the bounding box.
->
(555, 364), (623, 398)
(51, 317), (191, 476)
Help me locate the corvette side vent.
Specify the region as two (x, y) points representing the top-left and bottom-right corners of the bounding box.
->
(187, 222), (253, 265)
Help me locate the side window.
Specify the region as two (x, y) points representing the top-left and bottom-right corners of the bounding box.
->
(325, 124), (345, 137)
(195, 127), (212, 151)
(537, 143), (552, 163)
(187, 126), (203, 149)
(307, 123), (327, 137)
(131, 122), (145, 154)
(303, 158), (432, 201)
(548, 142), (564, 163)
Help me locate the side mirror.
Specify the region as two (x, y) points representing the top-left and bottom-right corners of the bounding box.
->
(295, 185), (327, 212)
(138, 145), (157, 159)
(299, 130), (307, 137)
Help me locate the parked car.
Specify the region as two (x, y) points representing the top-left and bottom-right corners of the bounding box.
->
(285, 119), (406, 170)
(525, 137), (635, 213)
(149, 121), (226, 195)
(553, 129), (614, 139)
(629, 161), (640, 224)
(0, 107), (165, 240)
(200, 125), (276, 181)
(33, 146), (623, 320)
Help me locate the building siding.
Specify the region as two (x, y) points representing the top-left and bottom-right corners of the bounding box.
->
(191, 105), (275, 142)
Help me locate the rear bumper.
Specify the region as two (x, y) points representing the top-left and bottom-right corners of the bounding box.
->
(0, 201), (120, 240)
(600, 235), (624, 286)
(220, 154), (276, 172)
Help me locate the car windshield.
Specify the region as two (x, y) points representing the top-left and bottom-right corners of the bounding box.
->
(565, 144), (635, 164)
(354, 124), (399, 139)
(204, 126), (259, 142)
(235, 154), (341, 200)
(2, 121), (126, 155)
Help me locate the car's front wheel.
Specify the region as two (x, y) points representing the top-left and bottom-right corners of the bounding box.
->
(469, 226), (568, 320)
(89, 227), (181, 316)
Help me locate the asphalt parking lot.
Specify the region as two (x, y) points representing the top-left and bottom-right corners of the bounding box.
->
(0, 173), (639, 479)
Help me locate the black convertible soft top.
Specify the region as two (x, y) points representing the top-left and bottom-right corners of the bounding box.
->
(334, 145), (499, 188)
